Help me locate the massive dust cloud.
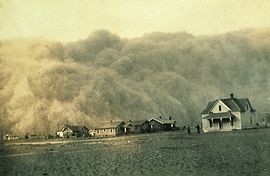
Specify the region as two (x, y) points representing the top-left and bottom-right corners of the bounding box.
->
(0, 29), (269, 135)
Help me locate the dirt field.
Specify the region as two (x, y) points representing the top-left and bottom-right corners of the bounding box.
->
(0, 128), (269, 176)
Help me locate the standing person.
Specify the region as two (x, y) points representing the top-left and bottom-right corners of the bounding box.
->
(196, 124), (200, 134)
(187, 125), (191, 134)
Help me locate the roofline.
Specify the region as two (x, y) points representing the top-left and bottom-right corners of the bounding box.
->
(207, 99), (232, 113)
(94, 127), (118, 130)
(94, 121), (125, 129)
(230, 98), (242, 111)
(149, 118), (176, 124)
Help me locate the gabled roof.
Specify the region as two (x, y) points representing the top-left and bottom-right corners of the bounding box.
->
(123, 120), (149, 127)
(234, 98), (256, 112)
(62, 125), (89, 132)
(201, 100), (217, 114)
(131, 120), (149, 126)
(123, 122), (133, 128)
(95, 121), (124, 129)
(149, 118), (176, 125)
(201, 96), (256, 114)
(220, 99), (241, 112)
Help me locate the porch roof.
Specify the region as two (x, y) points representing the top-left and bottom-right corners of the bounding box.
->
(203, 112), (235, 119)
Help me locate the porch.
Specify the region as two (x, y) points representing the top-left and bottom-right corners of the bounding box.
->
(203, 112), (236, 132)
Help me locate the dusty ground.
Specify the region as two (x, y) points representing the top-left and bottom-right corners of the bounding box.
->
(0, 129), (270, 176)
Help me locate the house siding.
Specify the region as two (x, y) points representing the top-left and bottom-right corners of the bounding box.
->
(241, 111), (256, 129)
(95, 127), (124, 137)
(95, 128), (116, 137)
(149, 120), (163, 132)
(231, 112), (241, 129)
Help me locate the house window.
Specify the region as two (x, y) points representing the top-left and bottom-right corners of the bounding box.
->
(111, 129), (113, 132)
(97, 130), (99, 133)
(219, 105), (222, 111)
(231, 118), (234, 126)
(209, 119), (213, 127)
(250, 116), (253, 125)
(104, 129), (106, 132)
(246, 104), (249, 110)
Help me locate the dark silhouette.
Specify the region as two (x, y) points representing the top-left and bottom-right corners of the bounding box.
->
(196, 124), (200, 133)
(187, 125), (191, 134)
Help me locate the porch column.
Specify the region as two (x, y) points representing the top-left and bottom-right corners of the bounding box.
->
(220, 118), (223, 129)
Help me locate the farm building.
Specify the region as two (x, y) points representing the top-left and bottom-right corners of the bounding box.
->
(149, 116), (177, 132)
(123, 120), (151, 134)
(57, 125), (89, 138)
(256, 112), (270, 127)
(95, 121), (125, 137)
(201, 94), (256, 132)
(2, 134), (20, 140)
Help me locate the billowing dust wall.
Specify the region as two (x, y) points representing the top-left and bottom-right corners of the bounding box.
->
(0, 29), (269, 135)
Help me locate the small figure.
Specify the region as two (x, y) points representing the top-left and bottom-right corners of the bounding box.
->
(195, 124), (200, 134)
(187, 125), (191, 134)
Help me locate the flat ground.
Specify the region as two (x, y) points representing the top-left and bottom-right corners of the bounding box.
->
(0, 128), (269, 176)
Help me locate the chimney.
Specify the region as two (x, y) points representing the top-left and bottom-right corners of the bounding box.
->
(159, 116), (162, 119)
(169, 116), (172, 120)
(230, 93), (234, 99)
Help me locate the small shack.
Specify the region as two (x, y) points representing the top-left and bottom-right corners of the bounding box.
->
(95, 121), (125, 137)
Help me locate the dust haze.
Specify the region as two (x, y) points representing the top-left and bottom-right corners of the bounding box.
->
(0, 28), (269, 135)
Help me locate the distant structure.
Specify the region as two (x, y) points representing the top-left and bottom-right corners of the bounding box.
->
(57, 125), (89, 138)
(201, 93), (256, 132)
(123, 120), (151, 134)
(94, 121), (125, 137)
(149, 116), (177, 132)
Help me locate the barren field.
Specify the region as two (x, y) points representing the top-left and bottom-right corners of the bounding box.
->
(0, 129), (270, 176)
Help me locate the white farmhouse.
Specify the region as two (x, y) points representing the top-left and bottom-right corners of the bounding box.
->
(201, 94), (256, 132)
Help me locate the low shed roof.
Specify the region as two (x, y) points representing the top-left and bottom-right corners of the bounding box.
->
(203, 112), (236, 119)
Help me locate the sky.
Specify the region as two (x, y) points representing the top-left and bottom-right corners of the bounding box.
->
(1, 0), (270, 42)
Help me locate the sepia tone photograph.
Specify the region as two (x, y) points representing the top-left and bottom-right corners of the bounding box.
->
(0, 0), (270, 175)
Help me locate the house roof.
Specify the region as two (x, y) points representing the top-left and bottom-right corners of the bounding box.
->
(201, 96), (256, 114)
(132, 120), (149, 126)
(203, 112), (236, 119)
(123, 122), (133, 128)
(201, 101), (217, 114)
(149, 118), (176, 125)
(62, 125), (89, 132)
(220, 99), (240, 112)
(123, 120), (149, 127)
(95, 121), (124, 129)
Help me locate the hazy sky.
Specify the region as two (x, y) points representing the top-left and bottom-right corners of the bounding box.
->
(1, 0), (270, 42)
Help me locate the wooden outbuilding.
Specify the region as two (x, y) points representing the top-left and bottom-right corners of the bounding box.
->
(149, 116), (177, 132)
(57, 125), (89, 138)
(95, 121), (125, 137)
